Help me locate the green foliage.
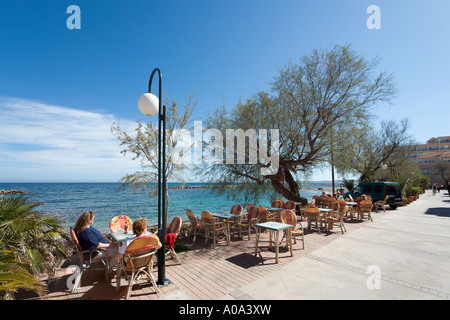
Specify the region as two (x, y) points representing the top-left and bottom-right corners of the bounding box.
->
(335, 119), (413, 182)
(342, 178), (355, 192)
(0, 249), (44, 300)
(418, 177), (430, 190)
(405, 186), (423, 196)
(0, 195), (71, 299)
(375, 159), (426, 197)
(414, 186), (423, 195)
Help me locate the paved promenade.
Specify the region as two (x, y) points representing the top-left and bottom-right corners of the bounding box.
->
(234, 190), (450, 300)
(30, 189), (449, 301)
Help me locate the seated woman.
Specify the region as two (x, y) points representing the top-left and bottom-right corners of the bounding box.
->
(115, 218), (161, 261)
(74, 210), (118, 277)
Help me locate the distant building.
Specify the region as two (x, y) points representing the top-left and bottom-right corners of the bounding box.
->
(408, 136), (450, 185)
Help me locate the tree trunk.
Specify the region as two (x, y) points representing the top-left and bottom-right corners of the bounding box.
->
(359, 173), (367, 182)
(284, 168), (300, 196)
(269, 167), (308, 205)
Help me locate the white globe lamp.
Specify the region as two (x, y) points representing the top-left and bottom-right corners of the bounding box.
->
(138, 92), (159, 116)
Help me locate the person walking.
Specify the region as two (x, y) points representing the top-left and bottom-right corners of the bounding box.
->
(432, 184), (437, 195)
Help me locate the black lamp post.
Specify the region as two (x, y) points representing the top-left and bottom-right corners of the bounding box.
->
(137, 68), (170, 287)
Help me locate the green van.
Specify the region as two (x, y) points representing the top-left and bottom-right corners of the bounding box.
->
(343, 182), (403, 209)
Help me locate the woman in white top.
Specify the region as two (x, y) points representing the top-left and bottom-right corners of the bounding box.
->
(114, 218), (161, 260)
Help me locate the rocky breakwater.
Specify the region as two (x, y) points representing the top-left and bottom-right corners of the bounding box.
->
(0, 189), (28, 195)
(168, 185), (238, 190)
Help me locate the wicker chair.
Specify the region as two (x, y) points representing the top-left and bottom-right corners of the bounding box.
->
(304, 204), (323, 233)
(271, 199), (285, 208)
(228, 204), (244, 237)
(327, 200), (338, 213)
(238, 206), (260, 240)
(280, 209), (304, 249)
(258, 205), (276, 223)
(336, 199), (350, 219)
(186, 209), (204, 243)
(336, 199), (347, 209)
(285, 200), (296, 210)
(374, 196), (389, 212)
(321, 196), (335, 209)
(69, 228), (110, 293)
(326, 204), (348, 234)
(201, 211), (228, 248)
(116, 234), (160, 300)
(312, 195), (322, 208)
(165, 216), (182, 264)
(358, 199), (374, 221)
(230, 204), (243, 215)
(109, 215), (133, 233)
(328, 199), (338, 210)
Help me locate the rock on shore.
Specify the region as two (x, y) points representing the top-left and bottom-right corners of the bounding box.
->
(0, 189), (28, 195)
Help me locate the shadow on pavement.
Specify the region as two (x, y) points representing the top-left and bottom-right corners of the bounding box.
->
(424, 207), (450, 218)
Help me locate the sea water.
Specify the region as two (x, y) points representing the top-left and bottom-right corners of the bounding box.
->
(0, 182), (330, 233)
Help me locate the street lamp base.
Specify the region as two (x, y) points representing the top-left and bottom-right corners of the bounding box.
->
(157, 278), (172, 288)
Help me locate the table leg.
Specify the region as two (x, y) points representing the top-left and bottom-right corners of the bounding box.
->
(312, 216), (321, 234)
(323, 215), (329, 232)
(275, 230), (280, 264)
(350, 207), (355, 220)
(254, 227), (260, 256)
(269, 230), (273, 250)
(288, 229), (293, 257)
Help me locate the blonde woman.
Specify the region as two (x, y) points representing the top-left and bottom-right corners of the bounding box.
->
(74, 210), (118, 277)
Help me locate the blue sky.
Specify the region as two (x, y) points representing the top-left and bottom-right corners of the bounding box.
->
(1, 1), (449, 182)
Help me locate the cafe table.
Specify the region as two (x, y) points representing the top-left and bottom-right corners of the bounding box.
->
(254, 221), (293, 263)
(211, 212), (242, 244)
(345, 202), (358, 220)
(109, 230), (152, 244)
(266, 207), (284, 221)
(293, 202), (306, 220)
(306, 208), (333, 233)
(294, 202), (303, 212)
(319, 208), (334, 232)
